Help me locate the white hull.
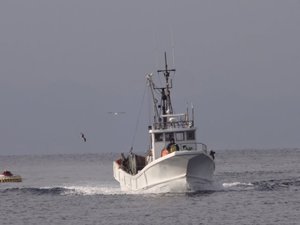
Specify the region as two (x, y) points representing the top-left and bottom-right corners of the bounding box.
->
(113, 151), (215, 193)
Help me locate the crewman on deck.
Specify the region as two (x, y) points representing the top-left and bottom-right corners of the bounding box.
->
(167, 138), (179, 153)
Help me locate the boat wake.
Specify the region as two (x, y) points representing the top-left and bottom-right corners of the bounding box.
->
(252, 177), (300, 191)
(222, 177), (300, 192)
(61, 185), (123, 195)
(0, 185), (123, 196)
(1, 177), (298, 196)
(223, 181), (254, 189)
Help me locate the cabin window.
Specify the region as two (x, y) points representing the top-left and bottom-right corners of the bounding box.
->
(154, 133), (163, 142)
(186, 131), (195, 140)
(175, 132), (185, 141)
(165, 132), (174, 142)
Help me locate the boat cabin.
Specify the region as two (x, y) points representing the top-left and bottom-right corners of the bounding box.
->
(148, 113), (207, 162)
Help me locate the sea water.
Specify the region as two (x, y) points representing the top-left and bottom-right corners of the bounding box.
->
(0, 149), (299, 225)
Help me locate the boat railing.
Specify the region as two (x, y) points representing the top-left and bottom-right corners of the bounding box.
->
(178, 142), (208, 153)
(153, 120), (194, 130)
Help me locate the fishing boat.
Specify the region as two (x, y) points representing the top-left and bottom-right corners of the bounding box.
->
(0, 170), (22, 183)
(113, 53), (215, 192)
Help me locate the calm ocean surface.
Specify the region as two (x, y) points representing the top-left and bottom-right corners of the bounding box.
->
(0, 149), (299, 225)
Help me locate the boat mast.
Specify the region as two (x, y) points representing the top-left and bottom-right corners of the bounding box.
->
(147, 52), (176, 127)
(157, 52), (176, 123)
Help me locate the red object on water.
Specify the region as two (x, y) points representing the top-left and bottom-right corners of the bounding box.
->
(2, 171), (13, 176)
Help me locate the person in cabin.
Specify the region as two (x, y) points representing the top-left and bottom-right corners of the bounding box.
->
(167, 138), (179, 153)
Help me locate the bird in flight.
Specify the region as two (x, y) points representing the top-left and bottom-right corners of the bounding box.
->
(80, 133), (87, 142)
(108, 112), (126, 116)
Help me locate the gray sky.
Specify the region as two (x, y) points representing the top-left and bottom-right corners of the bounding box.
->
(1, 0), (300, 155)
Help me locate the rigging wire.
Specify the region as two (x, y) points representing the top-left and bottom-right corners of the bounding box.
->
(130, 82), (148, 153)
(147, 82), (151, 130)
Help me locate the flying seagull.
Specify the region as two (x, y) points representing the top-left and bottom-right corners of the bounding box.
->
(108, 112), (126, 116)
(80, 133), (87, 142)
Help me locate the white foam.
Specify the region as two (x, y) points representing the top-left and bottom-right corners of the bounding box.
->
(61, 185), (123, 195)
(222, 181), (253, 188)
